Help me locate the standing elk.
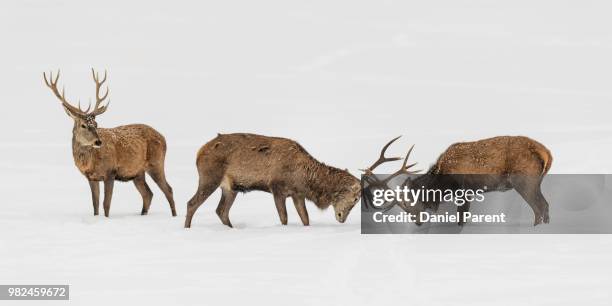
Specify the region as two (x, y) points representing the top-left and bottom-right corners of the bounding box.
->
(43, 69), (177, 217)
(184, 133), (361, 228)
(364, 136), (553, 226)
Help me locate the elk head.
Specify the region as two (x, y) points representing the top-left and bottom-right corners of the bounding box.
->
(332, 178), (361, 223)
(362, 136), (422, 214)
(43, 69), (110, 148)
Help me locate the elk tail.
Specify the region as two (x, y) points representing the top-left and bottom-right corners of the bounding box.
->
(533, 145), (553, 175)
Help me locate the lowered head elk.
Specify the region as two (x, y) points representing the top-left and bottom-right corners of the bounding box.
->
(184, 133), (361, 228)
(364, 136), (553, 226)
(43, 69), (177, 217)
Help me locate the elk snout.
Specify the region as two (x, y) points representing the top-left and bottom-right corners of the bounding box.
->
(91, 129), (102, 148)
(335, 211), (346, 223)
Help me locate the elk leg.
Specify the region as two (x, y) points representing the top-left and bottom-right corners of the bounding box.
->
(535, 187), (550, 224)
(148, 169), (177, 217)
(215, 193), (227, 220)
(185, 176), (222, 228)
(273, 192), (288, 225)
(511, 177), (543, 226)
(291, 195), (309, 226)
(102, 177), (115, 218)
(89, 180), (100, 216)
(216, 188), (237, 228)
(457, 202), (470, 226)
(133, 174), (153, 215)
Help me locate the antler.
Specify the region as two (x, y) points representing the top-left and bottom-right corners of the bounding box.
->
(88, 68), (110, 116)
(44, 69), (111, 117)
(379, 144), (420, 185)
(361, 137), (421, 211)
(43, 70), (88, 117)
(361, 136), (403, 175)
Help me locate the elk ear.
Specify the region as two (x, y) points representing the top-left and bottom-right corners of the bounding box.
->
(62, 105), (79, 120)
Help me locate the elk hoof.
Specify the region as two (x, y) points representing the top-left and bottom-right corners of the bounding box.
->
(533, 216), (543, 226)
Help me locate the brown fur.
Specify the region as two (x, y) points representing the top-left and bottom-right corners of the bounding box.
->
(72, 124), (177, 217)
(74, 124), (177, 217)
(401, 136), (553, 225)
(185, 133), (360, 228)
(430, 136), (553, 176)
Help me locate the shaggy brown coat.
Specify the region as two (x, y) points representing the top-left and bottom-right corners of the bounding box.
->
(400, 136), (553, 225)
(72, 124), (177, 217)
(430, 136), (552, 176)
(185, 133), (361, 228)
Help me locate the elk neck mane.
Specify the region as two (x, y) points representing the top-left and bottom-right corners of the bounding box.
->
(71, 132), (98, 173)
(298, 152), (355, 209)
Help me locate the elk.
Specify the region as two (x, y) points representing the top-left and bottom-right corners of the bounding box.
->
(43, 69), (177, 217)
(363, 136), (553, 226)
(184, 133), (361, 228)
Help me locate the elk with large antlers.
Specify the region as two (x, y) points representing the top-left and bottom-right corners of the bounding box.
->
(43, 69), (177, 217)
(184, 133), (361, 228)
(363, 136), (553, 226)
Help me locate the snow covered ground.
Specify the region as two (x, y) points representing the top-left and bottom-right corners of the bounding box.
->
(1, 0), (611, 305)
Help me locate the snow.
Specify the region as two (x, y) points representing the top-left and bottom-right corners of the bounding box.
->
(1, 0), (611, 305)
